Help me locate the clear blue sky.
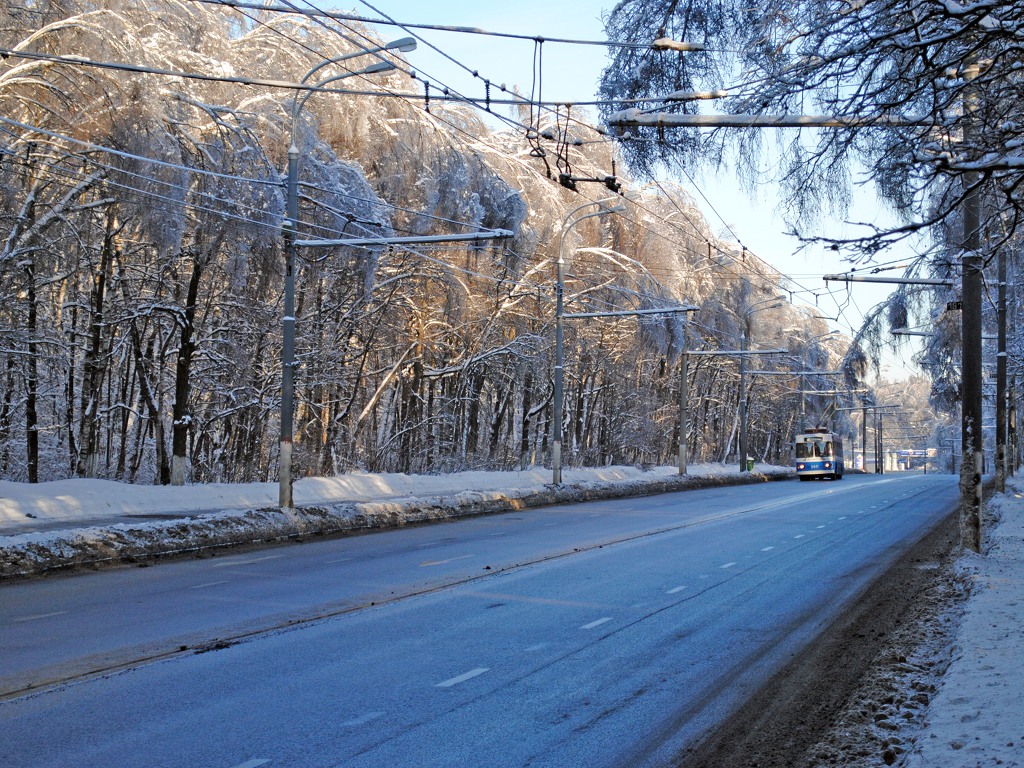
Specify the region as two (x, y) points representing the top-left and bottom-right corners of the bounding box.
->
(356, 1), (920, 375)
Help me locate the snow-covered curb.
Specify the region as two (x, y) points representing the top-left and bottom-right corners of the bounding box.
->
(0, 469), (792, 579)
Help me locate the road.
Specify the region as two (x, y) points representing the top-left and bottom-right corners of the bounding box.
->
(0, 472), (958, 767)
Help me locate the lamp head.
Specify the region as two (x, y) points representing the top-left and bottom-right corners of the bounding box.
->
(363, 61), (397, 75)
(385, 37), (418, 53)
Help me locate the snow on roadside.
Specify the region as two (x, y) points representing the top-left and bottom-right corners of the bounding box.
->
(0, 463), (756, 530)
(801, 477), (1024, 768)
(902, 479), (1024, 768)
(0, 463), (791, 578)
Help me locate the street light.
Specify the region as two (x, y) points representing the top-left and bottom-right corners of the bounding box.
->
(738, 296), (786, 472)
(553, 197), (626, 485)
(280, 38), (416, 510)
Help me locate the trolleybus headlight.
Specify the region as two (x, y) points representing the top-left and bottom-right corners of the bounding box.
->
(797, 463), (805, 470)
(824, 462), (831, 469)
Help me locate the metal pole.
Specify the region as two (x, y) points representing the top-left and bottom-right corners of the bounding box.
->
(878, 410), (884, 475)
(799, 372), (805, 428)
(553, 239), (565, 485)
(862, 406), (868, 473)
(739, 327), (748, 472)
(997, 245), (1007, 492)
(276, 52), (409, 510)
(280, 144), (298, 509)
(960, 63), (983, 552)
(679, 342), (689, 475)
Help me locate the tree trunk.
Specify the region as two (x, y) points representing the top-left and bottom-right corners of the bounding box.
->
(171, 254), (203, 485)
(77, 216), (116, 478)
(25, 259), (38, 483)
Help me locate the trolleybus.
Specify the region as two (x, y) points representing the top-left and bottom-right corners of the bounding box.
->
(794, 428), (844, 480)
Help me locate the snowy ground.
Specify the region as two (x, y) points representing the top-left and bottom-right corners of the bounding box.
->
(901, 480), (1024, 767)
(803, 477), (1024, 768)
(0, 463), (757, 534)
(1, 465), (1021, 766)
(0, 463), (790, 578)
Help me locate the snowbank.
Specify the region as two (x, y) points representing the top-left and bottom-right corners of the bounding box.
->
(0, 464), (792, 578)
(902, 479), (1024, 768)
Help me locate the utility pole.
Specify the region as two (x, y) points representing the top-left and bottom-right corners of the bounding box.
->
(679, 344), (689, 475)
(739, 328), (748, 472)
(863, 406), (868, 472)
(997, 243), (1007, 493)
(961, 62), (983, 552)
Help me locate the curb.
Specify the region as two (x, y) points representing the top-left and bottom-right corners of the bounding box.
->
(0, 469), (794, 579)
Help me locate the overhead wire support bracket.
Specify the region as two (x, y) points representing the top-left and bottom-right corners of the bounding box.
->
(823, 274), (954, 286)
(564, 305), (699, 319)
(294, 230), (514, 247)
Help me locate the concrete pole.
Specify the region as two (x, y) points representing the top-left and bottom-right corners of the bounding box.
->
(862, 406), (868, 472)
(553, 244), (565, 485)
(739, 328), (748, 472)
(960, 63), (983, 552)
(678, 343), (689, 475)
(280, 145), (298, 510)
(997, 244), (1007, 493)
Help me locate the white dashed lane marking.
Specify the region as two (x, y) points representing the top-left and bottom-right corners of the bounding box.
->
(436, 668), (490, 688)
(189, 581), (228, 590)
(211, 555), (283, 568)
(721, 562), (737, 569)
(761, 546), (775, 552)
(341, 711), (383, 727)
(12, 611), (68, 623)
(666, 586), (687, 594)
(420, 555), (474, 567)
(581, 617), (612, 630)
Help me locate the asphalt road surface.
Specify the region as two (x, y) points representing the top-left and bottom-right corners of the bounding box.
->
(0, 472), (958, 767)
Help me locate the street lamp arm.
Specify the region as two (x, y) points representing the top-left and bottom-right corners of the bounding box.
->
(298, 38), (416, 87)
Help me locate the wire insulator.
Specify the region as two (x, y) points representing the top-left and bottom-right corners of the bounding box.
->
(424, 82), (430, 114)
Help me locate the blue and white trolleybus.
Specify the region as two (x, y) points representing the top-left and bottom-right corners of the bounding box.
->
(794, 428), (844, 481)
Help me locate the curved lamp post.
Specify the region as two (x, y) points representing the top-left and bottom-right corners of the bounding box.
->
(280, 38), (416, 509)
(553, 197), (625, 485)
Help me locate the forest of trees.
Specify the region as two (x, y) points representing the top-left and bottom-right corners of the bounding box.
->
(599, 0), (1024, 482)
(0, 2), (882, 486)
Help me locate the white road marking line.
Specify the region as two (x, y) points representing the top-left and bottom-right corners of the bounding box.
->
(581, 617), (612, 630)
(420, 554), (474, 567)
(525, 643), (548, 653)
(839, 516), (847, 520)
(666, 586), (687, 594)
(720, 562), (737, 569)
(761, 546), (775, 552)
(436, 667), (490, 688)
(12, 611), (67, 623)
(341, 711), (384, 727)
(189, 581), (228, 590)
(816, 525), (826, 529)
(229, 760), (270, 768)
(211, 555), (283, 568)
(489, 532), (507, 536)
(325, 557), (353, 564)
(794, 534), (805, 539)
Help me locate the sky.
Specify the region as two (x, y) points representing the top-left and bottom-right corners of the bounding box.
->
(352, 0), (923, 377)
